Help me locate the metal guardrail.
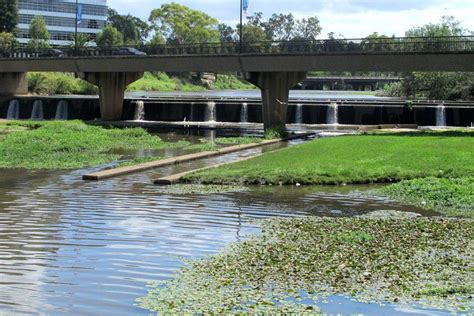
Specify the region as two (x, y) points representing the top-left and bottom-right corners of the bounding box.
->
(1, 36), (473, 59)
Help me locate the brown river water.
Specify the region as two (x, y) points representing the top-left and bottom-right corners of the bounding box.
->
(0, 135), (448, 315)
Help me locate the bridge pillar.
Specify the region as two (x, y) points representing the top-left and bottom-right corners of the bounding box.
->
(78, 72), (143, 121)
(0, 73), (28, 96)
(245, 72), (306, 131)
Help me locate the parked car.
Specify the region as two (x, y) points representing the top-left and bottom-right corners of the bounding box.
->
(113, 47), (147, 56)
(38, 48), (64, 57)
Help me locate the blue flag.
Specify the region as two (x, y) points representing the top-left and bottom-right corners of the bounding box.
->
(77, 4), (83, 25)
(243, 0), (249, 14)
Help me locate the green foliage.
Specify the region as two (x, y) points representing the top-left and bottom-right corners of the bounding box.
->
(29, 16), (49, 40)
(184, 132), (474, 185)
(108, 8), (149, 45)
(214, 136), (262, 145)
(0, 121), (177, 169)
(244, 12), (322, 41)
(264, 126), (288, 139)
(69, 33), (91, 52)
(213, 74), (255, 90)
(28, 72), (97, 95)
(0, 0), (18, 33)
(139, 216), (473, 313)
(149, 3), (219, 44)
(380, 177), (474, 218)
(128, 72), (254, 92)
(96, 25), (123, 48)
(0, 32), (17, 54)
(385, 17), (474, 100)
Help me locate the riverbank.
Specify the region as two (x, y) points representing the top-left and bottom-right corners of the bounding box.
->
(379, 177), (474, 218)
(139, 214), (473, 314)
(184, 131), (474, 185)
(27, 72), (255, 95)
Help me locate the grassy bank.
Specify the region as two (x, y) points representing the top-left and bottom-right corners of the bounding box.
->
(27, 72), (255, 95)
(0, 120), (187, 169)
(379, 177), (474, 218)
(139, 215), (473, 314)
(28, 72), (97, 95)
(184, 132), (474, 185)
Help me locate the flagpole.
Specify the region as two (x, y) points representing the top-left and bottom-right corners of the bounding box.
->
(75, 0), (78, 56)
(239, 0), (243, 54)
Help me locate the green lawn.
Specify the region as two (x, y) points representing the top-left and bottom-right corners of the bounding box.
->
(184, 132), (474, 185)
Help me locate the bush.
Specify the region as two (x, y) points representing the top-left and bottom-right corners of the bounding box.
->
(28, 72), (97, 95)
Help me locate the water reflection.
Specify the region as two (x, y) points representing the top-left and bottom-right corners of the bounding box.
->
(0, 164), (436, 315)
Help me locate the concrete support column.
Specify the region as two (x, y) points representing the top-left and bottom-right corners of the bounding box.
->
(0, 73), (28, 96)
(78, 72), (143, 121)
(245, 71), (306, 131)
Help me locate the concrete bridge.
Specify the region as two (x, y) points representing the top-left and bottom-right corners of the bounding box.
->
(0, 36), (473, 130)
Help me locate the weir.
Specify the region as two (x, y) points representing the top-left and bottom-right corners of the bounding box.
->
(436, 103), (447, 127)
(31, 100), (44, 120)
(134, 101), (145, 121)
(327, 103), (339, 125)
(6, 100), (20, 120)
(240, 103), (249, 123)
(295, 104), (303, 124)
(55, 100), (69, 120)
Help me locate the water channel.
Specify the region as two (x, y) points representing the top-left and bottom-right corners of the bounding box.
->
(0, 131), (452, 315)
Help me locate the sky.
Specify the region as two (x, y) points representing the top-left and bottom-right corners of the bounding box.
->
(107, 0), (474, 38)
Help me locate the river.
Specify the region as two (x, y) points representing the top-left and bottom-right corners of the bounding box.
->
(0, 133), (449, 316)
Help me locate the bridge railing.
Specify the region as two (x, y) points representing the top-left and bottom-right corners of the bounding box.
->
(1, 36), (473, 59)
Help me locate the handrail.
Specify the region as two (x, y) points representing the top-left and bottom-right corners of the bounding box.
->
(1, 36), (473, 59)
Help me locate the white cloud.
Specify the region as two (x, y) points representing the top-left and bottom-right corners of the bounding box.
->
(107, 0), (474, 38)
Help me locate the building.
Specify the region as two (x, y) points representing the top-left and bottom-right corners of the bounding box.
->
(17, 0), (107, 46)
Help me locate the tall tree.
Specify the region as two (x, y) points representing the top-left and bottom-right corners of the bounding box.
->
(27, 16), (50, 50)
(96, 25), (123, 48)
(386, 16), (474, 100)
(149, 3), (219, 44)
(0, 0), (18, 33)
(217, 23), (235, 42)
(295, 17), (322, 40)
(108, 8), (149, 44)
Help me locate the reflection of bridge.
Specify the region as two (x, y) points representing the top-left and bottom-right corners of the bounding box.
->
(0, 36), (473, 130)
(298, 77), (401, 91)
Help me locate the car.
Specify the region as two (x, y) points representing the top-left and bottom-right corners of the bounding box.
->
(113, 47), (147, 56)
(38, 48), (64, 57)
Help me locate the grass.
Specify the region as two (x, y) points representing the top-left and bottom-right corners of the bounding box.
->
(27, 72), (256, 95)
(0, 120), (187, 169)
(139, 215), (473, 314)
(379, 177), (474, 218)
(28, 72), (97, 95)
(184, 131), (474, 185)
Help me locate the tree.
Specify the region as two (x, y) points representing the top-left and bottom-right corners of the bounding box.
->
(107, 8), (149, 44)
(0, 0), (18, 33)
(217, 23), (235, 42)
(264, 13), (296, 41)
(240, 24), (269, 52)
(149, 3), (219, 44)
(295, 17), (322, 40)
(27, 16), (50, 51)
(96, 25), (123, 48)
(385, 17), (474, 100)
(0, 32), (17, 56)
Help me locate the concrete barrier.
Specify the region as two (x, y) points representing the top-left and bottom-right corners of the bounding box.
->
(82, 132), (314, 181)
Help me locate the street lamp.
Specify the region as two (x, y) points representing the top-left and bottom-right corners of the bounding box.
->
(239, 0), (243, 53)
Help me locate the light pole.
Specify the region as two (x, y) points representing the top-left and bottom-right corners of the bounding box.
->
(74, 0), (78, 56)
(239, 0), (243, 53)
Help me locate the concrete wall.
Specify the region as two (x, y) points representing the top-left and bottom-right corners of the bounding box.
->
(2, 97), (473, 127)
(0, 52), (473, 73)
